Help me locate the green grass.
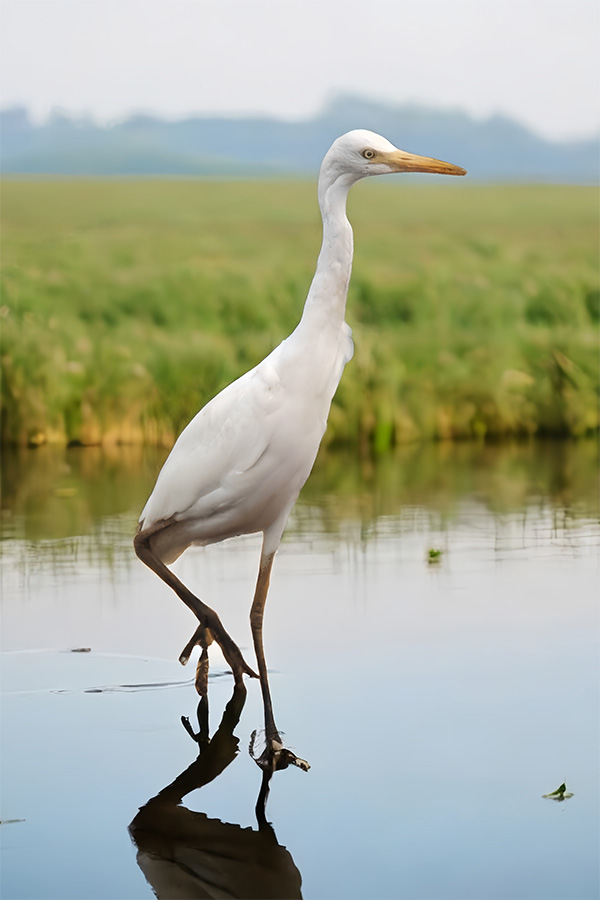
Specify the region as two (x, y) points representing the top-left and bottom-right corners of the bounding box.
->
(1, 179), (598, 447)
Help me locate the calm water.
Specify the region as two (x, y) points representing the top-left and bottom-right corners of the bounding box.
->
(1, 440), (599, 900)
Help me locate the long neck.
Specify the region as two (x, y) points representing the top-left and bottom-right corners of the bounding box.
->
(299, 172), (356, 330)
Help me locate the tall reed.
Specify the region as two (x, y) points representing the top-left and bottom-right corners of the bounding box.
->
(1, 180), (598, 448)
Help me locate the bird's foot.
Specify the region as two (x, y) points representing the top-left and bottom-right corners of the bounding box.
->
(206, 619), (259, 683)
(179, 622), (258, 693)
(179, 623), (213, 666)
(249, 729), (310, 773)
(179, 625), (213, 695)
(225, 643), (259, 684)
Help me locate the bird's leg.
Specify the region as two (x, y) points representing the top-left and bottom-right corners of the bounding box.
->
(250, 550), (279, 743)
(134, 531), (258, 684)
(249, 547), (310, 774)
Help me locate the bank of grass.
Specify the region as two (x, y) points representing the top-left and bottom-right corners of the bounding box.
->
(1, 179), (598, 448)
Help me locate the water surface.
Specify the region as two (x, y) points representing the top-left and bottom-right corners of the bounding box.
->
(1, 440), (598, 900)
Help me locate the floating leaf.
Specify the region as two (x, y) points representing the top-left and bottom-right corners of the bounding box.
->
(543, 782), (574, 801)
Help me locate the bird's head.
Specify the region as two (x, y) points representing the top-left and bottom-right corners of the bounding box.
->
(320, 129), (466, 191)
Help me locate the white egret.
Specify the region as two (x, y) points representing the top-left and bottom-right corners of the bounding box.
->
(134, 130), (466, 761)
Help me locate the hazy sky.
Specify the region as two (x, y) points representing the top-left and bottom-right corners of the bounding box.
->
(1, 0), (598, 141)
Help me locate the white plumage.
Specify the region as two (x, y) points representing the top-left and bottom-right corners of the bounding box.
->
(139, 313), (354, 563)
(135, 129), (465, 767)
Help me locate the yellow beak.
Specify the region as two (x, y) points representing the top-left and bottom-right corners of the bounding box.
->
(382, 149), (467, 176)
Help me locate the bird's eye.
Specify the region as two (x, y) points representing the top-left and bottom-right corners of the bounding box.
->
(362, 148), (375, 159)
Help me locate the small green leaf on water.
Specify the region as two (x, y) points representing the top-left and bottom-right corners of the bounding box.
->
(428, 548), (443, 563)
(543, 782), (574, 801)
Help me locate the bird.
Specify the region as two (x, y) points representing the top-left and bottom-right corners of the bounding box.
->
(134, 129), (466, 763)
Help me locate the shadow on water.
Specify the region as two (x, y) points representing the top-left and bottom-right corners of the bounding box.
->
(129, 683), (302, 900)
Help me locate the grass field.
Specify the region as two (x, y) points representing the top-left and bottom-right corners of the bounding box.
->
(1, 179), (598, 448)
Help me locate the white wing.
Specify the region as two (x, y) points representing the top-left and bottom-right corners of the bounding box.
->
(140, 357), (285, 530)
(140, 317), (354, 546)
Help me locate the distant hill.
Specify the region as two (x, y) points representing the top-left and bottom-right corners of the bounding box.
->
(1, 96), (598, 182)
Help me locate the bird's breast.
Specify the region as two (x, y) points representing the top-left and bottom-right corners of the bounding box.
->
(275, 319), (354, 409)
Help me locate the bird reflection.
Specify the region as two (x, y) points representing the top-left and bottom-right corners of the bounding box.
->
(129, 683), (303, 899)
